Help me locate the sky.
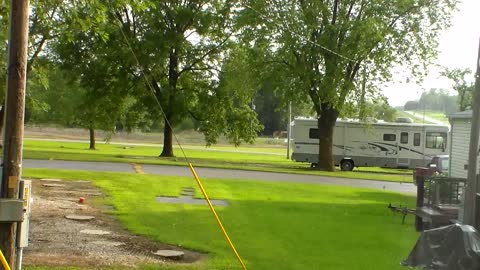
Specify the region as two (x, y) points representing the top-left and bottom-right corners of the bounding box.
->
(383, 0), (480, 107)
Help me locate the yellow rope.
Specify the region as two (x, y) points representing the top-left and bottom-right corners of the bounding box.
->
(106, 4), (249, 267)
(0, 248), (11, 270)
(188, 163), (248, 270)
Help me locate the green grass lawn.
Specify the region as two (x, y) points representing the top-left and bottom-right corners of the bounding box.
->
(24, 169), (419, 270)
(22, 139), (413, 183)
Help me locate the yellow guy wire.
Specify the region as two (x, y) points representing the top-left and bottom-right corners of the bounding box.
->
(188, 163), (248, 270)
(0, 249), (11, 270)
(107, 2), (248, 268)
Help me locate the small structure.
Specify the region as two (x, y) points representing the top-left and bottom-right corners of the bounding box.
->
(449, 110), (476, 178)
(414, 169), (464, 231)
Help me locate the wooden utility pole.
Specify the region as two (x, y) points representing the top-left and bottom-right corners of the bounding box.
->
(464, 39), (480, 227)
(0, 0), (30, 268)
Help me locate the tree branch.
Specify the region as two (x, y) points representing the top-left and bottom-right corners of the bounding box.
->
(188, 109), (207, 121)
(331, 0), (339, 25)
(178, 34), (232, 76)
(262, 60), (294, 69)
(27, 36), (47, 73)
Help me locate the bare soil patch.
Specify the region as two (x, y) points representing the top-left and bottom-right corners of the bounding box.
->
(24, 178), (204, 268)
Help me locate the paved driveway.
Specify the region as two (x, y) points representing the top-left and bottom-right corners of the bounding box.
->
(23, 159), (416, 194)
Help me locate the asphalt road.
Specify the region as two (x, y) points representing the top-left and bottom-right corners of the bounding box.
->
(23, 159), (416, 194)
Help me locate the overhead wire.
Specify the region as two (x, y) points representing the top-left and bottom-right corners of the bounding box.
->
(242, 2), (357, 63)
(106, 2), (248, 269)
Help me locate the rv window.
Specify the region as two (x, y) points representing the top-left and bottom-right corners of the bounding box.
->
(309, 128), (319, 139)
(426, 132), (447, 149)
(414, 133), (421, 146)
(400, 132), (408, 144)
(383, 134), (396, 141)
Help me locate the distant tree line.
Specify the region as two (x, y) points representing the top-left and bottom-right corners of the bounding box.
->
(403, 89), (458, 114)
(403, 68), (474, 114)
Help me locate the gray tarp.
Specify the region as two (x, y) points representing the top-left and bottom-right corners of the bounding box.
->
(402, 224), (480, 269)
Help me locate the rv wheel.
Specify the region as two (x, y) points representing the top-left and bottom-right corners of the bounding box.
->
(340, 160), (354, 171)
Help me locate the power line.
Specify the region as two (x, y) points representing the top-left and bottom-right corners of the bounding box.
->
(107, 3), (248, 269)
(112, 12), (190, 163)
(242, 3), (357, 63)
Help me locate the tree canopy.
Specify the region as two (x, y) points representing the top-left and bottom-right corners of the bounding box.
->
(441, 67), (474, 111)
(49, 0), (262, 154)
(238, 0), (458, 170)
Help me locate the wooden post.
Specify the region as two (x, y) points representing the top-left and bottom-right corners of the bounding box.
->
(464, 39), (480, 227)
(0, 0), (30, 268)
(415, 175), (425, 231)
(414, 168), (430, 231)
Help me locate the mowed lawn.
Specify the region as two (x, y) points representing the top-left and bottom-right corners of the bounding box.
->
(22, 140), (413, 182)
(24, 169), (419, 270)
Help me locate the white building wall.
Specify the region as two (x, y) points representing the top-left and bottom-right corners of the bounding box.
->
(450, 118), (473, 178)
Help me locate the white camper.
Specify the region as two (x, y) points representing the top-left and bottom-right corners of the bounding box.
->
(291, 118), (449, 171)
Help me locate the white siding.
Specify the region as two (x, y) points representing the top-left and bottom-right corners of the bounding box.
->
(450, 119), (472, 178)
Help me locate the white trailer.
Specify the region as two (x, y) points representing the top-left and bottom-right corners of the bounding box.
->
(291, 118), (449, 171)
(448, 110), (477, 178)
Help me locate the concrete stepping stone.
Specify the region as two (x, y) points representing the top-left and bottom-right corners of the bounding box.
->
(156, 188), (228, 206)
(91, 241), (124, 247)
(181, 187), (195, 196)
(80, 229), (110, 235)
(59, 205), (86, 210)
(42, 183), (66, 188)
(40, 178), (62, 182)
(65, 215), (95, 221)
(153, 250), (184, 260)
(73, 180), (91, 183)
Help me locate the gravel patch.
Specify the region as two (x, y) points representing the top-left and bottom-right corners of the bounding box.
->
(23, 179), (204, 268)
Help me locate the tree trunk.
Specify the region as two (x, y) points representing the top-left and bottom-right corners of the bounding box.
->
(0, 103), (5, 148)
(160, 117), (174, 157)
(316, 106), (338, 171)
(89, 127), (96, 150)
(159, 47), (178, 157)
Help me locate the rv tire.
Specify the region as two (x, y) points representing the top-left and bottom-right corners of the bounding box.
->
(340, 160), (354, 171)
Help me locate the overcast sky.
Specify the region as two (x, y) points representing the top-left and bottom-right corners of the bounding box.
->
(383, 0), (480, 107)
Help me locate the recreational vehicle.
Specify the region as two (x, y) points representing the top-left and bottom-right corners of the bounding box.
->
(291, 118), (449, 171)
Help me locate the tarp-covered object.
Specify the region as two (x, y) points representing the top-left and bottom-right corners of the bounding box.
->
(402, 224), (480, 269)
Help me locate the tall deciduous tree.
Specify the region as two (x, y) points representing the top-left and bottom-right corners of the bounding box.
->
(239, 0), (457, 170)
(54, 1), (261, 154)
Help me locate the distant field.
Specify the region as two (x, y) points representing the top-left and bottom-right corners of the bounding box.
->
(25, 126), (288, 148)
(419, 110), (449, 124)
(397, 110), (449, 125)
